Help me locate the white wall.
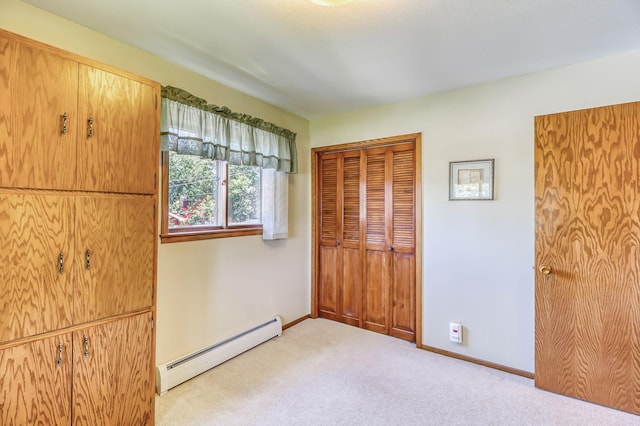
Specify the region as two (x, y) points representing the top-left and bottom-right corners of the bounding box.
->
(310, 51), (640, 372)
(0, 0), (311, 365)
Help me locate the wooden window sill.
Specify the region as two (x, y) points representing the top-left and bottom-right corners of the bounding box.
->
(160, 227), (263, 243)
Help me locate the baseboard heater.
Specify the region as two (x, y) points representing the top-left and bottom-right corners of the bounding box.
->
(156, 316), (282, 395)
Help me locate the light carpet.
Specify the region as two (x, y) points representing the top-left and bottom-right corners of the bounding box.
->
(155, 318), (639, 425)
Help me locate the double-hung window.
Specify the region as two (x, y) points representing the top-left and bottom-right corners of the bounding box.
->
(159, 86), (297, 243)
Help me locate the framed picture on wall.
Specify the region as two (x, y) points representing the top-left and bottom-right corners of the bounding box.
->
(449, 159), (494, 200)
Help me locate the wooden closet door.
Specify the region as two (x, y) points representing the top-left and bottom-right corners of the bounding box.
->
(0, 333), (72, 425)
(535, 102), (640, 414)
(389, 145), (416, 341)
(317, 153), (340, 320)
(0, 193), (74, 342)
(0, 35), (78, 190)
(363, 144), (416, 341)
(73, 313), (154, 425)
(74, 195), (155, 324)
(316, 152), (363, 325)
(76, 65), (158, 195)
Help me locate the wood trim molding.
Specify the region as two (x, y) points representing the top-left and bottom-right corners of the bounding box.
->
(421, 345), (535, 379)
(310, 132), (421, 155)
(282, 315), (311, 331)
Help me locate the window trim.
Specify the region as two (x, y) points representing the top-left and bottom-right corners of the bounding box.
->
(159, 152), (263, 243)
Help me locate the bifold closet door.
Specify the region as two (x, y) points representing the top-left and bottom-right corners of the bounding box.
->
(363, 144), (416, 341)
(317, 151), (363, 326)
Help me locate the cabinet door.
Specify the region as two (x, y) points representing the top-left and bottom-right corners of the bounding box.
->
(76, 65), (158, 194)
(74, 195), (155, 324)
(73, 313), (154, 425)
(0, 34), (78, 190)
(0, 193), (74, 342)
(0, 333), (72, 425)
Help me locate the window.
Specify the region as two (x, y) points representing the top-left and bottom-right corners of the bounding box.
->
(161, 151), (263, 242)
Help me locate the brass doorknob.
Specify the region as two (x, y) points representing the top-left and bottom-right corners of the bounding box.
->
(539, 265), (552, 275)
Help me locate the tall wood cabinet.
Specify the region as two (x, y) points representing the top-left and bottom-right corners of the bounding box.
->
(0, 29), (158, 425)
(314, 135), (419, 343)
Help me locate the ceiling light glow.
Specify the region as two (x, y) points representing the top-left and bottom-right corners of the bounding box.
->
(310, 0), (354, 7)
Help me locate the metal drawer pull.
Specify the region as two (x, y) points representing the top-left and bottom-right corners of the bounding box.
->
(61, 112), (67, 135)
(83, 336), (90, 358)
(86, 249), (91, 270)
(58, 252), (64, 274)
(87, 117), (93, 138)
(57, 343), (63, 366)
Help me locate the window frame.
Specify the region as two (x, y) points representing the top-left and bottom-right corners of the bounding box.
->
(160, 152), (263, 243)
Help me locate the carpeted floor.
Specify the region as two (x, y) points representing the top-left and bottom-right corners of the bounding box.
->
(156, 318), (639, 425)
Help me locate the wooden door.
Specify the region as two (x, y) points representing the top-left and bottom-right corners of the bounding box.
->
(363, 144), (416, 341)
(0, 34), (78, 190)
(76, 65), (158, 194)
(0, 193), (74, 342)
(74, 195), (155, 324)
(535, 102), (640, 414)
(73, 313), (154, 425)
(0, 333), (72, 425)
(316, 152), (362, 326)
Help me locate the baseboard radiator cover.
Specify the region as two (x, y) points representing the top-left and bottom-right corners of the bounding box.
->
(156, 316), (282, 395)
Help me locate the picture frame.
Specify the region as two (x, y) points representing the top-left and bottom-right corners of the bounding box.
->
(449, 159), (494, 200)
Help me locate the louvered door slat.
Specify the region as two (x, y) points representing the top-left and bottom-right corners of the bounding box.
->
(392, 149), (415, 250)
(366, 153), (386, 246)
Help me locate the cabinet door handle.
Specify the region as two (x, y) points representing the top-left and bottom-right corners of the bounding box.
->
(83, 336), (90, 358)
(388, 245), (393, 252)
(58, 252), (64, 274)
(85, 249), (91, 270)
(87, 116), (94, 138)
(56, 343), (63, 366)
(61, 112), (67, 135)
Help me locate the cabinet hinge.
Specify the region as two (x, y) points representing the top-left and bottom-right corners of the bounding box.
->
(153, 205), (156, 218)
(151, 317), (154, 330)
(154, 173), (157, 188)
(151, 285), (155, 300)
(155, 95), (158, 110)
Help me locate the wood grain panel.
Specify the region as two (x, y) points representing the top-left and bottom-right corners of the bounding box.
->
(318, 246), (338, 318)
(76, 65), (158, 194)
(320, 155), (338, 242)
(366, 153), (386, 247)
(534, 111), (578, 396)
(0, 36), (12, 186)
(392, 148), (415, 249)
(0, 333), (72, 425)
(72, 313), (153, 425)
(535, 101), (640, 415)
(390, 253), (415, 341)
(0, 193), (73, 342)
(343, 153), (361, 244)
(341, 247), (360, 323)
(0, 35), (77, 190)
(74, 195), (154, 324)
(363, 250), (388, 333)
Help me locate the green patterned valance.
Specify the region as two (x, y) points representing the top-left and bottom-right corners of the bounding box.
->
(160, 86), (297, 173)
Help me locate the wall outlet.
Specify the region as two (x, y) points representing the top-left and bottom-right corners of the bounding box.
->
(449, 322), (463, 343)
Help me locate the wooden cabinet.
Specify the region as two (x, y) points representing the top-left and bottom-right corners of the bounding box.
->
(0, 32), (157, 194)
(0, 333), (73, 425)
(73, 313), (154, 425)
(315, 140), (417, 342)
(74, 195), (155, 323)
(0, 192), (74, 342)
(0, 29), (158, 425)
(77, 65), (158, 194)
